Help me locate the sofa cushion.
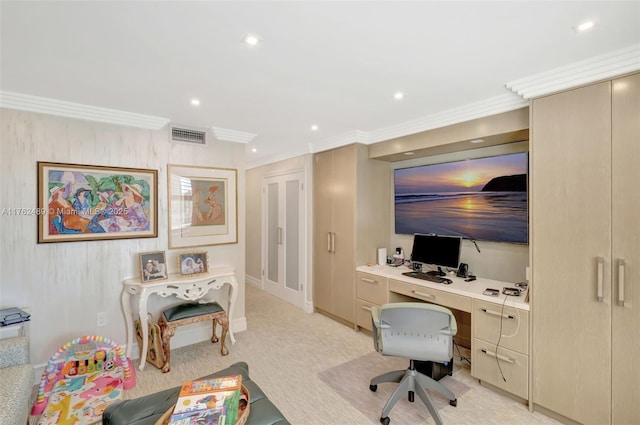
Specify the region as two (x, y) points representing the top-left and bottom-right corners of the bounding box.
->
(103, 361), (289, 425)
(0, 363), (34, 425)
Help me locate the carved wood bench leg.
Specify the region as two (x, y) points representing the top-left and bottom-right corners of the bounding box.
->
(160, 324), (176, 373)
(216, 313), (229, 356)
(211, 318), (219, 343)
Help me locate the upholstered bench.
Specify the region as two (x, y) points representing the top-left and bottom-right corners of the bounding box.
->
(158, 301), (229, 373)
(102, 361), (290, 425)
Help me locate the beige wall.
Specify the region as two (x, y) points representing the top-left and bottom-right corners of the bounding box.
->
(0, 108), (246, 365)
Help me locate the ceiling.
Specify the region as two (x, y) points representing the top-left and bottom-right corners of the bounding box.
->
(1, 1), (639, 168)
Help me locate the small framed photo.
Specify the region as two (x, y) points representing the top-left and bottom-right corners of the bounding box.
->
(140, 251), (168, 282)
(179, 252), (208, 276)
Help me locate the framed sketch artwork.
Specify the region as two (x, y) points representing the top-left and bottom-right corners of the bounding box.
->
(168, 164), (237, 248)
(38, 162), (158, 243)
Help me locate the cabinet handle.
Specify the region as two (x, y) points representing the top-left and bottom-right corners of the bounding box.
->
(361, 278), (377, 284)
(618, 258), (626, 306)
(481, 308), (515, 319)
(327, 233), (332, 253)
(412, 290), (435, 300)
(277, 227), (283, 245)
(481, 348), (515, 364)
(597, 257), (604, 302)
(331, 232), (336, 253)
(361, 305), (372, 312)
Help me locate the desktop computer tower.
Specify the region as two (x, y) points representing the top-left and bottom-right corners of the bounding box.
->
(414, 358), (453, 381)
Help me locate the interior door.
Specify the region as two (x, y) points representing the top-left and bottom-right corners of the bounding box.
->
(263, 172), (305, 309)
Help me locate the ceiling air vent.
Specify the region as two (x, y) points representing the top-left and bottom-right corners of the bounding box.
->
(170, 126), (206, 145)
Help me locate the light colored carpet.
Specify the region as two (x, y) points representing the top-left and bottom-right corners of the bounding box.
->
(31, 284), (562, 425)
(319, 351), (470, 424)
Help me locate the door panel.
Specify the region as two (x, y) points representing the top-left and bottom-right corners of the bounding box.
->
(313, 151), (334, 312)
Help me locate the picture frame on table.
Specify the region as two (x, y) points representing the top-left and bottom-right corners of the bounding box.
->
(179, 252), (208, 276)
(37, 161), (158, 243)
(168, 164), (237, 248)
(140, 251), (168, 282)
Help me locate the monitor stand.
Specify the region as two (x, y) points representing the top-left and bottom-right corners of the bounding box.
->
(426, 267), (446, 277)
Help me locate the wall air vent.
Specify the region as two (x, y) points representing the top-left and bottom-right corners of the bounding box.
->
(170, 125), (206, 144)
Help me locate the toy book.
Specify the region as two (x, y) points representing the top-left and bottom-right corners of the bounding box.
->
(170, 374), (242, 425)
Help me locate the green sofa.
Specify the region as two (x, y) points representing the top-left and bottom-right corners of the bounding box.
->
(102, 361), (289, 425)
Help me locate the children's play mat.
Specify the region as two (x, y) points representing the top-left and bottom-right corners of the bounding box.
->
(31, 335), (136, 425)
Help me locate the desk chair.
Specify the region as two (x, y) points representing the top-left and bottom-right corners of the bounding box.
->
(369, 302), (458, 425)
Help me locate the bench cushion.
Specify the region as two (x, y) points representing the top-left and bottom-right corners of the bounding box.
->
(162, 302), (224, 322)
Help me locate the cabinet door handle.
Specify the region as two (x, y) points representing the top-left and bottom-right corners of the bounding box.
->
(277, 227), (283, 245)
(597, 257), (604, 302)
(327, 233), (332, 253)
(360, 305), (372, 312)
(481, 348), (515, 364)
(481, 308), (515, 319)
(618, 258), (626, 306)
(361, 278), (377, 284)
(412, 290), (435, 300)
(331, 232), (336, 253)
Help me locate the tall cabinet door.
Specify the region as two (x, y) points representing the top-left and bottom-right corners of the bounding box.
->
(611, 72), (640, 424)
(330, 145), (356, 322)
(531, 81), (612, 424)
(313, 150), (335, 313)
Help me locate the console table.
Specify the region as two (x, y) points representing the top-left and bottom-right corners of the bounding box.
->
(122, 266), (238, 371)
(356, 264), (530, 401)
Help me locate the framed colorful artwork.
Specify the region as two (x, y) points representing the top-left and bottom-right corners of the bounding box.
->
(168, 164), (237, 248)
(178, 252), (208, 276)
(140, 251), (168, 282)
(37, 161), (158, 243)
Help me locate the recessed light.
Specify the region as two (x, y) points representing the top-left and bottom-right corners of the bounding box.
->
(575, 21), (594, 32)
(469, 139), (485, 144)
(191, 99), (200, 106)
(311, 125), (318, 131)
(394, 92), (404, 100)
(242, 33), (261, 46)
(403, 152), (415, 156)
(251, 148), (257, 153)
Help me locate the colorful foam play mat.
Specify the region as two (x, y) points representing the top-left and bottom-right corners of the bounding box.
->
(32, 335), (136, 424)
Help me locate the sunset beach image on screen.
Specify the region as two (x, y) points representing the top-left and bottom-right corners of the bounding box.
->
(394, 152), (528, 244)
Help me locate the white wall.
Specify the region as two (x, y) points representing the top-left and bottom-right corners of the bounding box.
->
(389, 141), (530, 283)
(0, 108), (246, 365)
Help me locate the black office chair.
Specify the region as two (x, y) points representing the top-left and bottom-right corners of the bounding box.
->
(370, 302), (458, 425)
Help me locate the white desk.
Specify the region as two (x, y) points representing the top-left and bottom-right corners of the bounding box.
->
(356, 264), (530, 401)
(122, 266), (238, 371)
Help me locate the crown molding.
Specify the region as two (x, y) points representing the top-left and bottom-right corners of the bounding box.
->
(368, 93), (528, 144)
(506, 44), (640, 99)
(0, 91), (169, 129)
(246, 144), (312, 170)
(211, 126), (257, 143)
(311, 130), (371, 153)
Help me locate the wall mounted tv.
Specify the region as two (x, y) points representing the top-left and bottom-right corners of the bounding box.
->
(394, 152), (528, 244)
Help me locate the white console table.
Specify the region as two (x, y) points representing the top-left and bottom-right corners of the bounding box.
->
(122, 266), (238, 371)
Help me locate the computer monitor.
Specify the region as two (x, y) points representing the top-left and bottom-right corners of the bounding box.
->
(410, 234), (462, 276)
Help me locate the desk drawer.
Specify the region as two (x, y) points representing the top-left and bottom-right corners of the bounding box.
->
(473, 299), (529, 355)
(356, 272), (388, 305)
(472, 338), (528, 400)
(389, 279), (471, 313)
(356, 298), (376, 331)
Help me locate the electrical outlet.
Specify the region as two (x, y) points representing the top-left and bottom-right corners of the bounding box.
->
(97, 312), (107, 327)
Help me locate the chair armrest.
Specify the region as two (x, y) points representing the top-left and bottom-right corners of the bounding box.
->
(0, 336), (30, 369)
(371, 306), (382, 353)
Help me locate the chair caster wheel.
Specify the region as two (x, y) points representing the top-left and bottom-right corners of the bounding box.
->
(450, 398), (457, 407)
(369, 384), (377, 392)
(380, 417), (390, 425)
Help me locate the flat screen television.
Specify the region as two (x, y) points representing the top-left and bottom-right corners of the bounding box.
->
(410, 233), (461, 276)
(394, 152), (528, 244)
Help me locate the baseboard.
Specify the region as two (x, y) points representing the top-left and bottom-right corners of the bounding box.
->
(245, 274), (262, 288)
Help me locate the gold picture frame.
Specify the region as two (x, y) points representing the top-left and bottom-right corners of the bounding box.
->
(38, 161), (158, 243)
(178, 252), (209, 276)
(168, 164), (237, 248)
(139, 251), (168, 282)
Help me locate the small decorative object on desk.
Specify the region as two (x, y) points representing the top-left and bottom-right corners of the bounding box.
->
(0, 307), (30, 326)
(155, 374), (249, 425)
(179, 252), (208, 276)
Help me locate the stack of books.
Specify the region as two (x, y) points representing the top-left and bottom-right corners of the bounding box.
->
(169, 374), (243, 425)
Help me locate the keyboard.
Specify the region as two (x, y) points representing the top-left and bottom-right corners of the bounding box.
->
(402, 271), (453, 285)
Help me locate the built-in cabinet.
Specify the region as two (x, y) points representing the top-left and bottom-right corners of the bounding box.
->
(313, 144), (390, 324)
(355, 271), (388, 331)
(531, 72), (639, 424)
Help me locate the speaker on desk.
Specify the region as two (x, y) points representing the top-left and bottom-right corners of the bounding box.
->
(456, 263), (469, 278)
